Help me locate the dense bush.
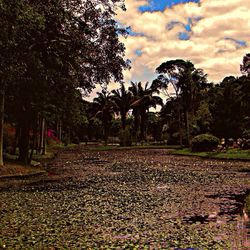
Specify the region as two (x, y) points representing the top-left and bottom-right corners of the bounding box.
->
(191, 134), (220, 152)
(119, 128), (132, 146)
(243, 129), (250, 139)
(241, 139), (250, 149)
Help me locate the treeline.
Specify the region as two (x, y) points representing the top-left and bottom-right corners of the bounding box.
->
(0, 0), (129, 165)
(82, 57), (250, 148)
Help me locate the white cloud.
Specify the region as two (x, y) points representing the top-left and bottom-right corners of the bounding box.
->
(116, 0), (250, 90)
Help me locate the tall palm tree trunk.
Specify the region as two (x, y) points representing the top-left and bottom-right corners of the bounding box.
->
(177, 104), (183, 147)
(121, 112), (126, 130)
(185, 110), (190, 146)
(140, 111), (146, 142)
(0, 88), (4, 166)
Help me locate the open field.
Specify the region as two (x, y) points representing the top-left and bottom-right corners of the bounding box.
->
(0, 146), (250, 249)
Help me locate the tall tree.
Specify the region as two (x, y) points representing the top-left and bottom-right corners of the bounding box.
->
(0, 0), (129, 164)
(93, 90), (115, 145)
(130, 82), (162, 141)
(111, 83), (132, 130)
(154, 59), (208, 145)
(241, 53), (250, 75)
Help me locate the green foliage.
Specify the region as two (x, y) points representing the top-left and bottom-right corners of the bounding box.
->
(191, 134), (219, 152)
(119, 128), (132, 146)
(243, 129), (250, 139)
(209, 76), (250, 139)
(173, 148), (250, 160)
(0, 0), (129, 164)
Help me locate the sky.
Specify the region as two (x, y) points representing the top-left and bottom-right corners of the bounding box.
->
(87, 0), (249, 100)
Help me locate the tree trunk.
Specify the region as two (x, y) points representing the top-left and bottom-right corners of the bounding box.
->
(140, 111), (146, 142)
(177, 104), (183, 147)
(59, 121), (62, 141)
(29, 129), (36, 164)
(12, 125), (20, 155)
(132, 109), (140, 144)
(18, 113), (30, 165)
(57, 119), (62, 141)
(42, 119), (46, 155)
(39, 117), (45, 154)
(185, 110), (191, 146)
(121, 112), (126, 130)
(0, 89), (4, 166)
(104, 125), (109, 146)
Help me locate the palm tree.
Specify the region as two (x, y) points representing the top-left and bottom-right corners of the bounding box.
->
(129, 82), (163, 142)
(92, 89), (114, 145)
(155, 59), (208, 146)
(111, 83), (133, 130)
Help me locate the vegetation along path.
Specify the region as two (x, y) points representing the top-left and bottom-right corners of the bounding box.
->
(0, 146), (250, 249)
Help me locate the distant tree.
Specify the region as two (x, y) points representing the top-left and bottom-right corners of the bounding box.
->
(208, 76), (248, 139)
(93, 90), (115, 145)
(111, 83), (133, 130)
(241, 53), (250, 75)
(147, 112), (162, 141)
(154, 59), (208, 146)
(130, 82), (162, 141)
(128, 82), (142, 141)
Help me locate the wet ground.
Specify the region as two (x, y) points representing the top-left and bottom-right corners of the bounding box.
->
(0, 146), (250, 249)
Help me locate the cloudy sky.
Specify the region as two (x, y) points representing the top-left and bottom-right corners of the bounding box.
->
(88, 0), (249, 99)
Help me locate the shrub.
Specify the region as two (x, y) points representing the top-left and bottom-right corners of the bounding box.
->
(241, 139), (250, 149)
(243, 129), (250, 139)
(191, 134), (220, 152)
(119, 128), (132, 147)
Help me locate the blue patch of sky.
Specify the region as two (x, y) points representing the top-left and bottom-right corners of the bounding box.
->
(178, 32), (190, 40)
(166, 18), (194, 32)
(126, 27), (145, 37)
(135, 49), (143, 56)
(167, 18), (196, 40)
(139, 0), (200, 13)
(224, 37), (247, 48)
(166, 21), (183, 30)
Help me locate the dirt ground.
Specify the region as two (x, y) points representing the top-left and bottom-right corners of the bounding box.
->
(0, 146), (250, 249)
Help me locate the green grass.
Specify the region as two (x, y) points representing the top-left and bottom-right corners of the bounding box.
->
(88, 145), (182, 151)
(172, 148), (250, 160)
(48, 143), (78, 150)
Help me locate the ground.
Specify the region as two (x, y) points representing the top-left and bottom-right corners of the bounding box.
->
(0, 146), (249, 249)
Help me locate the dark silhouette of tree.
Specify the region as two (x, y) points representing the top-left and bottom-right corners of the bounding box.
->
(241, 53), (250, 75)
(209, 75), (250, 139)
(130, 82), (163, 141)
(111, 83), (133, 130)
(93, 90), (115, 145)
(155, 59), (208, 146)
(0, 0), (129, 164)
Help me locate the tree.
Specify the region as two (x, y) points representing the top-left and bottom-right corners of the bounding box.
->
(0, 0), (129, 164)
(130, 82), (163, 141)
(241, 53), (250, 75)
(154, 59), (208, 146)
(111, 83), (133, 130)
(209, 75), (250, 139)
(93, 90), (115, 145)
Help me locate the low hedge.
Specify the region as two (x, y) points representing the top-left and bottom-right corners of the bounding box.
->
(191, 134), (220, 152)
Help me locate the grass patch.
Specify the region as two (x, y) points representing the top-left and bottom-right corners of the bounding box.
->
(172, 148), (250, 160)
(89, 145), (182, 151)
